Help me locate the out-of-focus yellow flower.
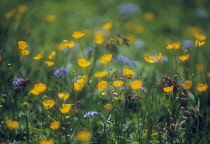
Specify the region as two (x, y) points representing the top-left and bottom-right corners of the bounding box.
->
(18, 5), (28, 13)
(22, 102), (28, 106)
(163, 86), (174, 93)
(123, 68), (134, 78)
(46, 15), (56, 22)
(99, 54), (112, 64)
(45, 61), (54, 67)
(0, 55), (2, 62)
(207, 73), (210, 78)
(189, 27), (200, 35)
(113, 81), (124, 88)
(97, 81), (108, 91)
(21, 50), (30, 56)
(179, 54), (190, 62)
(196, 64), (206, 73)
(50, 121), (60, 130)
(130, 80), (143, 90)
(30, 83), (47, 95)
(144, 12), (155, 21)
(42, 100), (55, 109)
(181, 80), (192, 90)
(34, 52), (43, 60)
(74, 82), (85, 91)
(155, 53), (162, 61)
(6, 9), (16, 19)
(195, 40), (205, 47)
(126, 35), (135, 44)
(125, 23), (143, 34)
(94, 33), (104, 44)
(72, 31), (85, 39)
(77, 75), (88, 83)
(94, 71), (107, 77)
(77, 58), (90, 68)
(144, 54), (155, 63)
(194, 33), (206, 41)
(5, 120), (19, 130)
(196, 84), (208, 92)
(59, 104), (72, 114)
(104, 103), (113, 111)
(63, 40), (75, 48)
(18, 41), (28, 50)
(102, 22), (113, 30)
(143, 129), (148, 136)
(76, 130), (92, 142)
(48, 51), (56, 60)
(39, 139), (54, 144)
(166, 42), (181, 49)
(58, 93), (70, 100)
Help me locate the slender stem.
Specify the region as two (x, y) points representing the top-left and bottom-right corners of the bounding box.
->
(173, 49), (178, 77)
(25, 111), (30, 143)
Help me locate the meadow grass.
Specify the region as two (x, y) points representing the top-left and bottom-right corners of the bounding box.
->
(0, 0), (210, 143)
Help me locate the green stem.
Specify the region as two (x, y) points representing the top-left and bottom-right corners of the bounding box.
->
(25, 111), (30, 143)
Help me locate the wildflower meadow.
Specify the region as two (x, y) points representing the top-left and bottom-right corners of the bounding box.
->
(1, 0), (210, 143)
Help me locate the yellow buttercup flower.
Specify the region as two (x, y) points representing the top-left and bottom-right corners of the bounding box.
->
(39, 139), (54, 144)
(46, 15), (56, 22)
(77, 58), (90, 68)
(94, 33), (104, 44)
(181, 80), (192, 90)
(104, 103), (113, 111)
(45, 61), (54, 67)
(42, 100), (55, 109)
(196, 64), (206, 73)
(155, 53), (162, 61)
(34, 52), (43, 60)
(18, 41), (28, 50)
(144, 12), (155, 21)
(72, 31), (85, 39)
(97, 81), (108, 91)
(144, 54), (155, 63)
(113, 81), (124, 88)
(76, 130), (92, 142)
(50, 121), (60, 130)
(179, 54), (190, 62)
(99, 54), (112, 64)
(194, 33), (206, 41)
(48, 51), (56, 60)
(166, 42), (181, 49)
(30, 83), (47, 95)
(5, 120), (19, 130)
(163, 86), (174, 93)
(57, 93), (70, 100)
(102, 22), (113, 30)
(63, 40), (75, 48)
(77, 75), (88, 83)
(94, 71), (107, 77)
(195, 40), (205, 47)
(130, 80), (143, 90)
(196, 84), (208, 92)
(17, 5), (28, 13)
(59, 104), (72, 114)
(21, 50), (30, 56)
(74, 82), (85, 91)
(123, 68), (134, 78)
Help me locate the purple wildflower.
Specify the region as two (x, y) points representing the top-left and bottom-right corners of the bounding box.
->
(13, 78), (24, 87)
(118, 3), (140, 16)
(128, 61), (136, 67)
(161, 56), (168, 62)
(54, 67), (69, 78)
(140, 86), (146, 92)
(84, 111), (98, 118)
(134, 39), (144, 48)
(182, 40), (194, 49)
